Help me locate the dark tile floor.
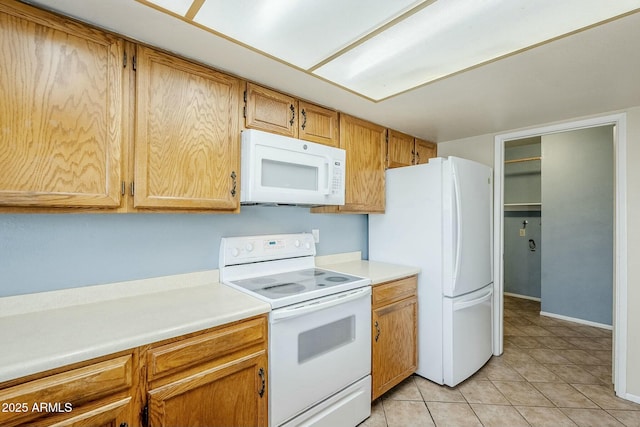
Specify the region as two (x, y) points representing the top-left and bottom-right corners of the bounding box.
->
(360, 295), (640, 426)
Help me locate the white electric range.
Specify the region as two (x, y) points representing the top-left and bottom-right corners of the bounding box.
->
(219, 233), (372, 427)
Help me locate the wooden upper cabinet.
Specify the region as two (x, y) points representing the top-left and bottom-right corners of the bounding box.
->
(245, 83), (297, 138)
(415, 138), (437, 165)
(298, 101), (339, 147)
(134, 46), (241, 211)
(0, 2), (125, 208)
(387, 130), (416, 168)
(338, 114), (386, 213)
(244, 83), (339, 147)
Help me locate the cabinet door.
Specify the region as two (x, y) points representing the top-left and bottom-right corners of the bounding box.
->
(245, 83), (297, 138)
(414, 138), (437, 165)
(387, 130), (415, 168)
(0, 354), (134, 427)
(30, 398), (132, 427)
(134, 46), (241, 210)
(372, 297), (418, 400)
(339, 114), (386, 212)
(148, 352), (267, 427)
(0, 2), (125, 208)
(298, 101), (339, 147)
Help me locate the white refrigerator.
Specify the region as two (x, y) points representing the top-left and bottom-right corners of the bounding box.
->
(369, 156), (493, 387)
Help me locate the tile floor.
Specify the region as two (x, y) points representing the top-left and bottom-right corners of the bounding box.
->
(360, 295), (640, 426)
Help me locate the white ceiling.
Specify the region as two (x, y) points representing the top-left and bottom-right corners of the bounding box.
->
(24, 0), (640, 142)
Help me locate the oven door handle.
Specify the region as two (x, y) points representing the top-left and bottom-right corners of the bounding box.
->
(271, 287), (371, 322)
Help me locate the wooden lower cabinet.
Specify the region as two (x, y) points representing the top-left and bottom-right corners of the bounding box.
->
(145, 315), (268, 427)
(30, 398), (132, 427)
(371, 276), (418, 401)
(0, 315), (268, 427)
(0, 351), (138, 427)
(147, 352), (266, 427)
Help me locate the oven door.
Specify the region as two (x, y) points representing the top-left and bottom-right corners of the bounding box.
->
(269, 287), (371, 427)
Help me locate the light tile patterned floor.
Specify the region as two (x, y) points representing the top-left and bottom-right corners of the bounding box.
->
(360, 295), (640, 426)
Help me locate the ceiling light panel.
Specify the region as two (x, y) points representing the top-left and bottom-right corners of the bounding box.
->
(191, 0), (428, 70)
(313, 0), (640, 100)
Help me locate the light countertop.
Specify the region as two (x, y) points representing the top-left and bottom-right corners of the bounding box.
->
(0, 278), (269, 383)
(317, 256), (420, 285)
(0, 255), (418, 383)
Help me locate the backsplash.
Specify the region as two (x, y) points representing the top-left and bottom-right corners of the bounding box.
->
(0, 206), (367, 297)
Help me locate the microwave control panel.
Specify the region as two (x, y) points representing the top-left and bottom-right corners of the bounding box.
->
(332, 161), (343, 194)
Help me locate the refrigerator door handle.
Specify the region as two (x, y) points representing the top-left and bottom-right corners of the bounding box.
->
(453, 288), (493, 311)
(452, 164), (462, 283)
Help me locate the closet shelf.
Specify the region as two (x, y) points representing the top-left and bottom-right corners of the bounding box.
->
(504, 203), (542, 212)
(504, 156), (542, 164)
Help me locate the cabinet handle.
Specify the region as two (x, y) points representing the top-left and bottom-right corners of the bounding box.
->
(230, 171), (237, 197)
(416, 151), (421, 164)
(289, 104), (295, 126)
(258, 367), (266, 397)
(301, 108), (307, 130)
(119, 423), (128, 427)
(374, 321), (380, 342)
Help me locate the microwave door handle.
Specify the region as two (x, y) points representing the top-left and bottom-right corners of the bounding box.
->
(322, 157), (332, 195)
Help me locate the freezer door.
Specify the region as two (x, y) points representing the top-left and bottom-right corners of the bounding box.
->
(443, 285), (493, 386)
(443, 157), (493, 297)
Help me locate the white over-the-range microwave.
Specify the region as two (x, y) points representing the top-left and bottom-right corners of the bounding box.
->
(240, 129), (346, 206)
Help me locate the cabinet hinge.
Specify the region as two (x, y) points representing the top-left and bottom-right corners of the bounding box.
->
(141, 404), (148, 427)
(123, 52), (127, 68)
(132, 55), (137, 71)
(243, 90), (247, 103)
(130, 182), (135, 196)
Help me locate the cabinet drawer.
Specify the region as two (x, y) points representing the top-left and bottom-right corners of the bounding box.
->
(372, 275), (417, 308)
(0, 354), (133, 426)
(148, 316), (267, 381)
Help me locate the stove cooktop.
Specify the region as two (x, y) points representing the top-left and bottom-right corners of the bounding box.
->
(226, 268), (369, 308)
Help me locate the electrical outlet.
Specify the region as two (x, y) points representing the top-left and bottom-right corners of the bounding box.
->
(519, 229), (526, 237)
(312, 229), (320, 243)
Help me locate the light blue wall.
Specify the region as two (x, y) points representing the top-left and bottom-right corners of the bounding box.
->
(0, 207), (368, 297)
(504, 212), (541, 298)
(541, 125), (614, 325)
(503, 140), (542, 298)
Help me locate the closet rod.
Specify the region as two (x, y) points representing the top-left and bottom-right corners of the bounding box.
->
(504, 156), (542, 164)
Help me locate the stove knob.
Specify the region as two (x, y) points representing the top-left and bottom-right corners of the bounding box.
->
(294, 239), (301, 248)
(231, 247), (240, 257)
(305, 241), (312, 249)
(245, 243), (254, 252)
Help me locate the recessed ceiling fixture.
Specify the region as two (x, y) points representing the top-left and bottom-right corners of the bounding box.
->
(137, 0), (640, 101)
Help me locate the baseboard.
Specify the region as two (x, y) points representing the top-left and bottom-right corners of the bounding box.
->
(539, 311), (612, 330)
(621, 392), (640, 404)
(503, 292), (541, 302)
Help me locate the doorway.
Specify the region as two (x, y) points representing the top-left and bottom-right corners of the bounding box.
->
(493, 113), (628, 399)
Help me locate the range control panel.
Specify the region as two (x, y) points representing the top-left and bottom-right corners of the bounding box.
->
(220, 233), (316, 267)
